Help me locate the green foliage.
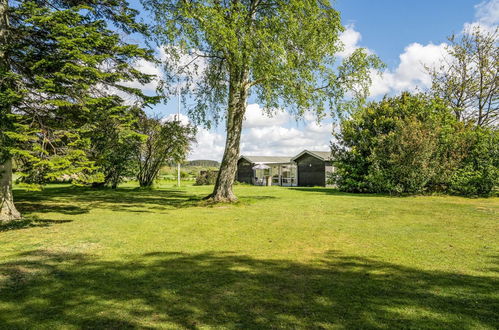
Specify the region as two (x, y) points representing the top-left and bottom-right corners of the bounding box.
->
(136, 117), (196, 187)
(366, 119), (442, 194)
(332, 93), (497, 196)
(142, 0), (383, 126)
(449, 128), (499, 196)
(1, 0), (157, 189)
(195, 170), (218, 185)
(88, 106), (145, 189)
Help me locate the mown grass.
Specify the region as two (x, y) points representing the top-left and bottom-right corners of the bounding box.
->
(0, 183), (498, 329)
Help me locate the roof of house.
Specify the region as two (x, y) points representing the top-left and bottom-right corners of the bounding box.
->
(239, 155), (293, 164)
(291, 150), (331, 162)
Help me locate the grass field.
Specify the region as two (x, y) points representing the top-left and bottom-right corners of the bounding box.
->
(0, 183), (498, 329)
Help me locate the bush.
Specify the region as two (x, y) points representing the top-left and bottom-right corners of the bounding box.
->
(195, 170), (218, 185)
(332, 93), (497, 196)
(333, 93), (460, 194)
(366, 119), (442, 194)
(449, 128), (498, 196)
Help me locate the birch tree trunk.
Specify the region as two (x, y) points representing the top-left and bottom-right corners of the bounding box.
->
(208, 70), (249, 202)
(0, 0), (22, 222)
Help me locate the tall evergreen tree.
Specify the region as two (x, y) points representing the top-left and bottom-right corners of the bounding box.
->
(0, 0), (157, 222)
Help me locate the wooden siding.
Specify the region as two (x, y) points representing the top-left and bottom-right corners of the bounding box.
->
(296, 154), (326, 186)
(237, 159), (254, 184)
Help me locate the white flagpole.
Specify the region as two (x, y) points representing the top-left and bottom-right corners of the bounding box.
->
(177, 86), (181, 187)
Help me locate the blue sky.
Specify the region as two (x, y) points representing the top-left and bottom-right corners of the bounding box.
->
(125, 0), (498, 160)
(335, 0), (478, 66)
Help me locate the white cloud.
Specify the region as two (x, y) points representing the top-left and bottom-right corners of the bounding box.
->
(189, 128), (226, 160)
(463, 0), (499, 34)
(119, 58), (162, 93)
(336, 25), (450, 98)
(240, 121), (332, 157)
(239, 113), (333, 158)
(162, 113), (190, 125)
(168, 104), (333, 161)
(243, 104), (290, 128)
(337, 24), (372, 58)
(368, 0), (499, 98)
(134, 58), (162, 77)
(474, 0), (499, 26)
(160, 113), (225, 160)
(369, 43), (448, 97)
(96, 57), (162, 105)
(338, 25), (362, 57)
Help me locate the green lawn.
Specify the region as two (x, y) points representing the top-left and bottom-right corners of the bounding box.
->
(0, 183), (498, 329)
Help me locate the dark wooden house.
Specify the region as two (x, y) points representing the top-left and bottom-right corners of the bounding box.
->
(237, 157), (254, 184)
(291, 150), (333, 187)
(237, 156), (296, 186)
(236, 150), (333, 187)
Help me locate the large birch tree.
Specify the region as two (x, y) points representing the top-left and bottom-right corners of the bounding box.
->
(143, 0), (382, 202)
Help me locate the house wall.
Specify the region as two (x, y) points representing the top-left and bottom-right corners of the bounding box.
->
(296, 154), (326, 186)
(237, 159), (254, 184)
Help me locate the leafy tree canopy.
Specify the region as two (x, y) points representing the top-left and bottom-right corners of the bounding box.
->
(142, 0), (383, 201)
(136, 116), (196, 187)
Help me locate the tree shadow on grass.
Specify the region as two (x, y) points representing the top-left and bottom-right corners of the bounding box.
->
(0, 250), (497, 329)
(14, 186), (276, 216)
(0, 218), (72, 232)
(15, 203), (90, 215)
(487, 255), (499, 273)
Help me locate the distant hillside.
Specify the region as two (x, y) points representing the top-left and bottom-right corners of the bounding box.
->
(186, 160), (220, 167)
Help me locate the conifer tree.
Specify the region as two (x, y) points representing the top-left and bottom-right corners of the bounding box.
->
(0, 0), (157, 222)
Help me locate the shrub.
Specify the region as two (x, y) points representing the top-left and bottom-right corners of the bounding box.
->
(449, 128), (498, 196)
(195, 170), (218, 185)
(333, 93), (460, 194)
(367, 119), (442, 194)
(331, 93), (498, 196)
